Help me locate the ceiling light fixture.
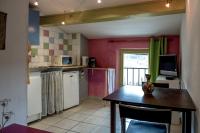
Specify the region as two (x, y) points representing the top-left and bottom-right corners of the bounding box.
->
(97, 0), (102, 4)
(34, 0), (39, 6)
(61, 21), (65, 25)
(61, 11), (66, 25)
(165, 0), (172, 8)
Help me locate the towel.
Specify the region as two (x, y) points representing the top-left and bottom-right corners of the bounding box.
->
(107, 69), (115, 94)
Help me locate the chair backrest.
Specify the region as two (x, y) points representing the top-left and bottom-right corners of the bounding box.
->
(153, 83), (169, 88)
(119, 104), (171, 124)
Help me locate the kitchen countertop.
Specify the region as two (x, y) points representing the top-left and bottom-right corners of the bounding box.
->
(29, 65), (86, 72)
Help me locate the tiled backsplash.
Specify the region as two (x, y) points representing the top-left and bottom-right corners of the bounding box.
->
(29, 27), (81, 67)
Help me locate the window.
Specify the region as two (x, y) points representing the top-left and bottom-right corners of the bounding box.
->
(120, 49), (149, 86)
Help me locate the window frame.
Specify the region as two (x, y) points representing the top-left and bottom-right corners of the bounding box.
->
(119, 49), (149, 87)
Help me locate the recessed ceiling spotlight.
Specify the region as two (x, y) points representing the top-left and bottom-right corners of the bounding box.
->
(97, 0), (102, 4)
(165, 3), (170, 8)
(34, 0), (39, 6)
(61, 21), (65, 25)
(165, 0), (172, 8)
(61, 11), (66, 25)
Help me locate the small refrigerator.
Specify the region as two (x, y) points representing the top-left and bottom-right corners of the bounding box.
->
(63, 71), (79, 109)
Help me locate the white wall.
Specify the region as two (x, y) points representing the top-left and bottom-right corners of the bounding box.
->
(181, 0), (200, 132)
(0, 0), (28, 126)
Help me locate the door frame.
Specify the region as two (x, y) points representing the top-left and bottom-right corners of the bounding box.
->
(119, 49), (149, 87)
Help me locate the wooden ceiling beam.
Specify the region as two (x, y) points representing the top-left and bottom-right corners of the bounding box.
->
(40, 0), (185, 26)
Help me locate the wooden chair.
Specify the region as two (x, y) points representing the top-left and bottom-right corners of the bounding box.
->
(119, 104), (172, 133)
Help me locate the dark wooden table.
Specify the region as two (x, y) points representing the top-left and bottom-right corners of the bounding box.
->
(103, 86), (196, 133)
(0, 124), (50, 133)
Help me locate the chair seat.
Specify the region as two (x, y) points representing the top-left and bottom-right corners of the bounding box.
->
(126, 120), (167, 133)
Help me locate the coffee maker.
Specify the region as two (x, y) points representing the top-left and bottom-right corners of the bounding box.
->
(88, 57), (96, 68)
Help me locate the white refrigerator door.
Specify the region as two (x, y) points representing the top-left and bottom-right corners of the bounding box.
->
(63, 71), (79, 109)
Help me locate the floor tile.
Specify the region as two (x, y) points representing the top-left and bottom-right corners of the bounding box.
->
(71, 123), (97, 133)
(67, 131), (79, 133)
(40, 116), (63, 125)
(78, 108), (97, 115)
(93, 126), (121, 133)
(92, 109), (110, 118)
(45, 126), (68, 133)
(93, 126), (110, 133)
(83, 116), (105, 125)
(68, 113), (90, 122)
(29, 98), (182, 133)
(54, 119), (79, 130)
(56, 110), (75, 118)
(29, 122), (50, 130)
(68, 105), (84, 113)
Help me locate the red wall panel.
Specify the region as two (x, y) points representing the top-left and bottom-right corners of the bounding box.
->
(88, 36), (180, 97)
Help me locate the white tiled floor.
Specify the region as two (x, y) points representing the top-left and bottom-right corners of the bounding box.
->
(29, 98), (181, 133)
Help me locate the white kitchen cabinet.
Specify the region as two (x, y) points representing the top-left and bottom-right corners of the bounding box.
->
(63, 71), (79, 109)
(27, 72), (42, 123)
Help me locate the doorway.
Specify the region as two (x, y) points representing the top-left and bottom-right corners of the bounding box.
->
(120, 49), (149, 86)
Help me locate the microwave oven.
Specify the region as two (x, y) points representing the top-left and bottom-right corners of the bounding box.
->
(61, 55), (74, 66)
(52, 55), (75, 66)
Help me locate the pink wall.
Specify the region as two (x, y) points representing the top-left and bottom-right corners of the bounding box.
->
(88, 70), (107, 98)
(88, 36), (180, 97)
(167, 35), (180, 73)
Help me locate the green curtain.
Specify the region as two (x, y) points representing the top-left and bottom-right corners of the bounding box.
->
(149, 37), (167, 82)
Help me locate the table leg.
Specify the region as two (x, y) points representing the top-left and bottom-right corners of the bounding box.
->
(185, 111), (192, 133)
(182, 112), (186, 133)
(110, 102), (116, 133)
(182, 111), (192, 133)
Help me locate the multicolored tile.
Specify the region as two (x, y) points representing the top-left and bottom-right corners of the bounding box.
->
(59, 44), (64, 50)
(72, 33), (77, 39)
(38, 49), (44, 56)
(54, 50), (60, 56)
(64, 45), (68, 50)
(43, 30), (49, 37)
(63, 50), (68, 55)
(31, 48), (38, 57)
(43, 43), (49, 49)
(68, 45), (72, 51)
(31, 27), (80, 67)
(44, 56), (49, 62)
(58, 50), (63, 55)
(43, 37), (49, 43)
(43, 49), (49, 56)
(59, 33), (64, 39)
(49, 49), (54, 56)
(49, 44), (54, 49)
(58, 39), (63, 44)
(68, 34), (72, 40)
(63, 39), (68, 45)
(49, 37), (54, 44)
(49, 31), (54, 38)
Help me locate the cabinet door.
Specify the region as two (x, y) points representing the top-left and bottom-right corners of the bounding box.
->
(71, 72), (79, 106)
(63, 71), (79, 109)
(27, 72), (42, 116)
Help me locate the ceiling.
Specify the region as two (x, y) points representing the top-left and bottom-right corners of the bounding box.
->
(30, 0), (154, 16)
(57, 13), (184, 39)
(32, 0), (184, 39)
